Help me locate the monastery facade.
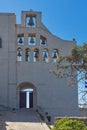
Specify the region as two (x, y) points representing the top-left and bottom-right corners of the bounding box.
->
(0, 10), (80, 122)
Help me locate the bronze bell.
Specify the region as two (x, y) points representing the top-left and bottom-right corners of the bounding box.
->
(30, 37), (34, 43)
(41, 39), (46, 45)
(28, 17), (34, 26)
(18, 37), (23, 44)
(53, 52), (57, 58)
(18, 51), (22, 57)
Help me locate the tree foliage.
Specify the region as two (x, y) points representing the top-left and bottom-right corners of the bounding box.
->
(51, 43), (87, 86)
(52, 117), (87, 130)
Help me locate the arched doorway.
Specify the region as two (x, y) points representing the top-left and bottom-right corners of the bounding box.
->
(17, 82), (37, 109)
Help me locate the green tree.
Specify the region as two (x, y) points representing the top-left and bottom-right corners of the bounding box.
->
(52, 117), (87, 130)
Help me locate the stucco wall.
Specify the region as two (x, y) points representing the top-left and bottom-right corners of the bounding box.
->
(0, 11), (80, 123)
(0, 14), (17, 108)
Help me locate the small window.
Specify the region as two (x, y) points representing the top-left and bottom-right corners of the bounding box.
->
(42, 49), (49, 63)
(17, 48), (22, 61)
(52, 49), (59, 63)
(0, 38), (2, 48)
(25, 48), (30, 62)
(33, 48), (39, 62)
(28, 34), (36, 46)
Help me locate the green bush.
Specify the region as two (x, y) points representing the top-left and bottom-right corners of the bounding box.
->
(53, 117), (87, 130)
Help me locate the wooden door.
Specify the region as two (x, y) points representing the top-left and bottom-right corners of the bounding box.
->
(30, 92), (33, 108)
(20, 91), (26, 108)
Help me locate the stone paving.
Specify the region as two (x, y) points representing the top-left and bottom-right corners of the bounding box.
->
(0, 108), (50, 130)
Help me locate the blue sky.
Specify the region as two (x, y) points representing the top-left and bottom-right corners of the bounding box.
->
(0, 0), (87, 45)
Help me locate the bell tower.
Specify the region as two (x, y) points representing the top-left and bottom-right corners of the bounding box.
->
(21, 10), (41, 27)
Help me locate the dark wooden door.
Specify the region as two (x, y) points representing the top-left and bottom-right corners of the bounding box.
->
(30, 92), (33, 108)
(20, 91), (26, 108)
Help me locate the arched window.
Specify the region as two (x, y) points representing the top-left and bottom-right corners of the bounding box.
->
(42, 49), (49, 62)
(17, 48), (22, 61)
(52, 49), (59, 63)
(0, 37), (2, 48)
(40, 35), (47, 46)
(33, 48), (39, 62)
(25, 48), (30, 62)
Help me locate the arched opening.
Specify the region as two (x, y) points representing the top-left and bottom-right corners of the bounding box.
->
(40, 35), (47, 46)
(52, 49), (59, 63)
(25, 48), (30, 62)
(17, 82), (37, 109)
(17, 34), (24, 45)
(17, 47), (23, 61)
(28, 33), (36, 46)
(26, 15), (36, 28)
(42, 48), (49, 62)
(33, 48), (39, 62)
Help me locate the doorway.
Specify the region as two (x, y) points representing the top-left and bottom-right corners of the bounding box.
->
(18, 82), (36, 109)
(20, 89), (33, 108)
